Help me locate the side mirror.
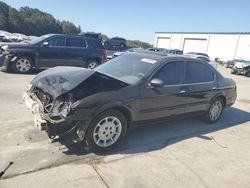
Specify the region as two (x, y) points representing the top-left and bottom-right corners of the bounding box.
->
(150, 78), (164, 88)
(42, 42), (49, 47)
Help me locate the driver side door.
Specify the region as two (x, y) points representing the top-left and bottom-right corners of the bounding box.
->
(38, 36), (67, 68)
(136, 61), (188, 121)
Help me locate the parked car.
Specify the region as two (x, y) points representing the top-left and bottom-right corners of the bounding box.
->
(165, 49), (183, 55)
(112, 48), (142, 58)
(0, 34), (106, 73)
(23, 51), (237, 152)
(224, 59), (245, 68)
(104, 37), (126, 50)
(0, 35), (8, 42)
(185, 54), (217, 69)
(0, 30), (19, 42)
(13, 33), (30, 41)
(147, 47), (165, 52)
(147, 48), (183, 55)
(231, 61), (250, 77)
(186, 52), (210, 58)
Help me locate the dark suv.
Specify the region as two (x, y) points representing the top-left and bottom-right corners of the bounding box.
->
(104, 37), (126, 50)
(0, 34), (106, 73)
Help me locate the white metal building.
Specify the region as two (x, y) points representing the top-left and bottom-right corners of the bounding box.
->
(154, 32), (250, 61)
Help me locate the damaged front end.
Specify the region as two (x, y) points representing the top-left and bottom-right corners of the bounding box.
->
(23, 86), (82, 139)
(23, 67), (96, 140)
(23, 66), (129, 141)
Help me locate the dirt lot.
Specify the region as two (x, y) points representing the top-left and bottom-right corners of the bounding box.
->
(0, 66), (250, 188)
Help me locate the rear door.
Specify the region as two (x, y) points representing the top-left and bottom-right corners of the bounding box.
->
(86, 38), (104, 62)
(183, 61), (217, 113)
(138, 61), (187, 121)
(64, 36), (89, 67)
(38, 36), (67, 67)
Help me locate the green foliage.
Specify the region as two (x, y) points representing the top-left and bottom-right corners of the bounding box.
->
(61, 20), (80, 34)
(127, 40), (152, 49)
(100, 34), (109, 41)
(0, 1), (81, 36)
(0, 1), (152, 47)
(0, 1), (9, 30)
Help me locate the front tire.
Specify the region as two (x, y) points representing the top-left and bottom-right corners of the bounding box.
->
(231, 69), (236, 74)
(13, 56), (33, 74)
(204, 98), (224, 123)
(85, 110), (127, 153)
(245, 72), (250, 77)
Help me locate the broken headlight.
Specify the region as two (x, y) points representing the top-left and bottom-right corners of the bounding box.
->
(59, 107), (70, 118)
(58, 101), (72, 119)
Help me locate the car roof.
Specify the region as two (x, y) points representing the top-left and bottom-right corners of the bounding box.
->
(44, 33), (100, 41)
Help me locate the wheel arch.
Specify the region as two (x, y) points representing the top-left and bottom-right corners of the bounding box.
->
(209, 93), (227, 107)
(86, 57), (101, 64)
(91, 104), (133, 129)
(12, 53), (36, 66)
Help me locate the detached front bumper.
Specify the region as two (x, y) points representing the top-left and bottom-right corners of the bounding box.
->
(23, 92), (47, 130)
(0, 54), (15, 72)
(23, 91), (85, 140)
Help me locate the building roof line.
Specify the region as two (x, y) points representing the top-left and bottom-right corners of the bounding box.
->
(155, 32), (250, 35)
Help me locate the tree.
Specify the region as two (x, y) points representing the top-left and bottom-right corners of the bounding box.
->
(0, 1), (9, 30)
(0, 1), (80, 36)
(127, 40), (152, 48)
(61, 21), (80, 34)
(8, 8), (23, 33)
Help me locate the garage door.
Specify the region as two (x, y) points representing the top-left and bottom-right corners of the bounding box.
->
(183, 38), (207, 53)
(156, 37), (170, 48)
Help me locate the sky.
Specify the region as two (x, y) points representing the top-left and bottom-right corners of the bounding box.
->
(2, 0), (250, 44)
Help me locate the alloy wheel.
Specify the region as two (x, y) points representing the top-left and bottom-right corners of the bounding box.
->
(93, 116), (122, 147)
(209, 101), (223, 121)
(87, 61), (98, 69)
(16, 58), (31, 72)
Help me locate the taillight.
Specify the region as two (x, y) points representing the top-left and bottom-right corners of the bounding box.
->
(102, 48), (107, 58)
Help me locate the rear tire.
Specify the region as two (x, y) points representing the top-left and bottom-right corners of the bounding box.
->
(85, 110), (127, 153)
(13, 56), (33, 74)
(204, 98), (224, 124)
(86, 60), (99, 69)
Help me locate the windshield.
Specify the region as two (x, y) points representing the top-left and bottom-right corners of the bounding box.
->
(95, 53), (158, 85)
(29, 34), (51, 44)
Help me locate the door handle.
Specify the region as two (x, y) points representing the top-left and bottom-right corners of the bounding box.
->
(179, 90), (186, 94)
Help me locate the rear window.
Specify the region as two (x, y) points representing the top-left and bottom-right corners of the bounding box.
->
(87, 38), (103, 49)
(186, 61), (215, 83)
(66, 37), (86, 48)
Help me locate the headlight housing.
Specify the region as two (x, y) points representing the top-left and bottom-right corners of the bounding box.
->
(57, 99), (74, 119)
(59, 108), (69, 118)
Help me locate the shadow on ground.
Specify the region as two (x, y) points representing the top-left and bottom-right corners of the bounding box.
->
(4, 69), (44, 75)
(59, 107), (250, 156)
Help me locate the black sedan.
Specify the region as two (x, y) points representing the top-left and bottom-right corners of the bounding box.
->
(24, 51), (237, 152)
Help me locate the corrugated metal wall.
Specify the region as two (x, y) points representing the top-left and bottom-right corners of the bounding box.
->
(154, 32), (250, 61)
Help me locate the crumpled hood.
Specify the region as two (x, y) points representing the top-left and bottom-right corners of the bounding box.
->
(31, 66), (95, 99)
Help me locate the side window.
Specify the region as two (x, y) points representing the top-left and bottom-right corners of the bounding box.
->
(66, 37), (86, 48)
(186, 61), (214, 83)
(46, 37), (65, 47)
(87, 39), (103, 49)
(154, 61), (185, 85)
